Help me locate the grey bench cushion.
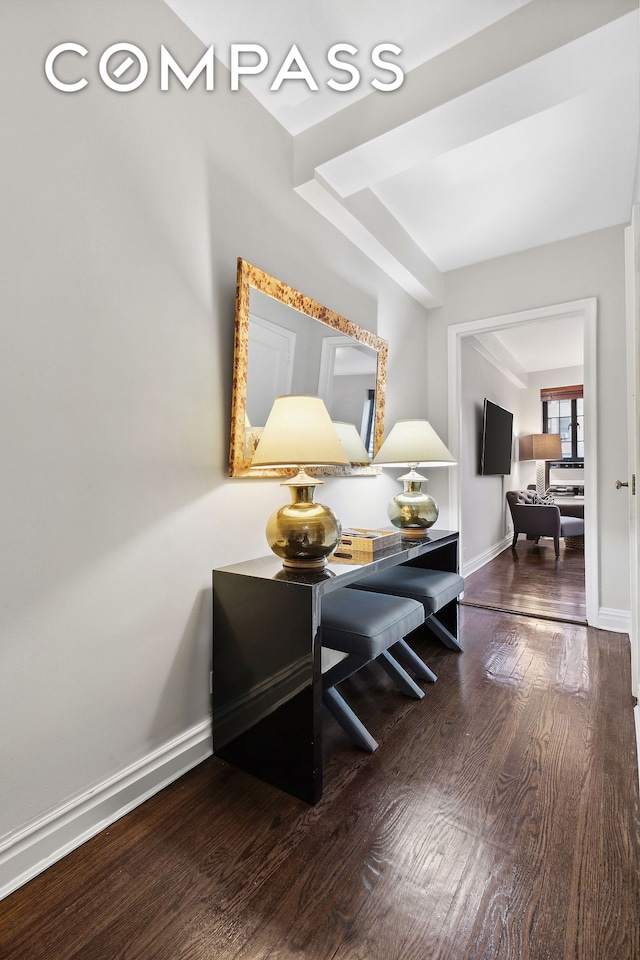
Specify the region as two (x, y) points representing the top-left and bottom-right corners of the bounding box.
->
(321, 590), (424, 659)
(350, 567), (464, 616)
(560, 516), (584, 537)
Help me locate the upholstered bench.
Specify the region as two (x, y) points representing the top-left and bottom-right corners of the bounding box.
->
(321, 588), (435, 752)
(348, 566), (465, 652)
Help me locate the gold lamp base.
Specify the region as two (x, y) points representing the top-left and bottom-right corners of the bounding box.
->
(266, 470), (342, 569)
(388, 468), (438, 539)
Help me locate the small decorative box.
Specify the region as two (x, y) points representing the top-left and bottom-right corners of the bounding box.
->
(334, 527), (402, 561)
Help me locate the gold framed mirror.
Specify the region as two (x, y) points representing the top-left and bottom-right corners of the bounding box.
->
(229, 258), (388, 478)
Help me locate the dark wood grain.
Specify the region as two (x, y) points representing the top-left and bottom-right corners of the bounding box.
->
(1, 605), (637, 960)
(461, 543), (586, 624)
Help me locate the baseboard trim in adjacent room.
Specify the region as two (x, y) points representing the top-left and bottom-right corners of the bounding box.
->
(462, 535), (512, 578)
(635, 705), (640, 790)
(0, 719), (212, 902)
(597, 607), (632, 634)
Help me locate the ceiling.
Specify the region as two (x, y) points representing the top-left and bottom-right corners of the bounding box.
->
(163, 0), (639, 370)
(470, 314), (584, 381)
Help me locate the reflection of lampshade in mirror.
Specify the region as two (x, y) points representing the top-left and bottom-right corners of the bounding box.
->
(518, 433), (562, 497)
(250, 395), (349, 569)
(373, 420), (456, 538)
(245, 426), (263, 457)
(333, 422), (371, 464)
(243, 411), (261, 456)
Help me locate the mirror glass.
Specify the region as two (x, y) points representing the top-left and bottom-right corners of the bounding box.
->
(230, 259), (388, 478)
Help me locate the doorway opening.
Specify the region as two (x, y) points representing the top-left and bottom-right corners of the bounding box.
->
(447, 298), (598, 625)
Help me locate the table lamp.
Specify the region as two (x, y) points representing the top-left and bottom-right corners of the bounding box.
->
(333, 422), (371, 464)
(518, 433), (562, 497)
(373, 419), (456, 538)
(250, 395), (349, 569)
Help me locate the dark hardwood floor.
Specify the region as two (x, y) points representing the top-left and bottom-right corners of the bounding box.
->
(462, 539), (586, 624)
(1, 597), (638, 959)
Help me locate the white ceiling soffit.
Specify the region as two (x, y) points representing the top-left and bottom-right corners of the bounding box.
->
(469, 315), (584, 385)
(164, 0), (640, 309)
(162, 0), (531, 131)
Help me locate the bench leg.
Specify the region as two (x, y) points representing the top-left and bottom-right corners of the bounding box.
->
(322, 686), (379, 752)
(425, 614), (463, 652)
(376, 650), (424, 699)
(391, 639), (437, 682)
(323, 654), (369, 689)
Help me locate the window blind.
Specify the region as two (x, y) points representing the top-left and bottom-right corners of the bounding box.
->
(540, 384), (583, 402)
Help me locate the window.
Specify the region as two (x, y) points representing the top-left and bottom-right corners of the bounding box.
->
(541, 384), (583, 461)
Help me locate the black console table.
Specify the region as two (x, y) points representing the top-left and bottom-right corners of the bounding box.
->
(212, 529), (459, 804)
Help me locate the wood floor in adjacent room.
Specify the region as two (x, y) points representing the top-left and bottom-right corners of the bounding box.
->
(461, 539), (587, 624)
(1, 599), (638, 958)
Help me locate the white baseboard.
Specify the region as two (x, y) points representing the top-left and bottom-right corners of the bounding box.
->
(0, 719), (212, 902)
(597, 607), (632, 634)
(462, 535), (511, 578)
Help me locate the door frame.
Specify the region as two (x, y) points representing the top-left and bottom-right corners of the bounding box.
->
(447, 298), (599, 626)
(624, 208), (639, 699)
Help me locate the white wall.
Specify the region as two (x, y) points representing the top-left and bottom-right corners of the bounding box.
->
(0, 0), (429, 894)
(426, 226), (630, 616)
(459, 339), (521, 569)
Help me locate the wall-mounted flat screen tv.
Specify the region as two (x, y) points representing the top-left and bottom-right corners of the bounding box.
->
(480, 399), (513, 475)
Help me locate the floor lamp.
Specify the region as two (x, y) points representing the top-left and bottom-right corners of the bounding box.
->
(518, 433), (562, 497)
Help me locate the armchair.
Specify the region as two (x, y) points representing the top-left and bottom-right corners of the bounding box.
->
(506, 490), (584, 559)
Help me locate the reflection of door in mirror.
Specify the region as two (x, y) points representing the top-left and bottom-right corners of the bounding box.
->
(245, 315), (296, 457)
(230, 258), (388, 478)
(246, 316), (296, 426)
(318, 339), (378, 450)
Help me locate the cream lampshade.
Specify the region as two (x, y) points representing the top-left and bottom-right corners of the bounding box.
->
(373, 420), (456, 538)
(250, 395), (349, 569)
(333, 422), (371, 464)
(518, 433), (562, 497)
